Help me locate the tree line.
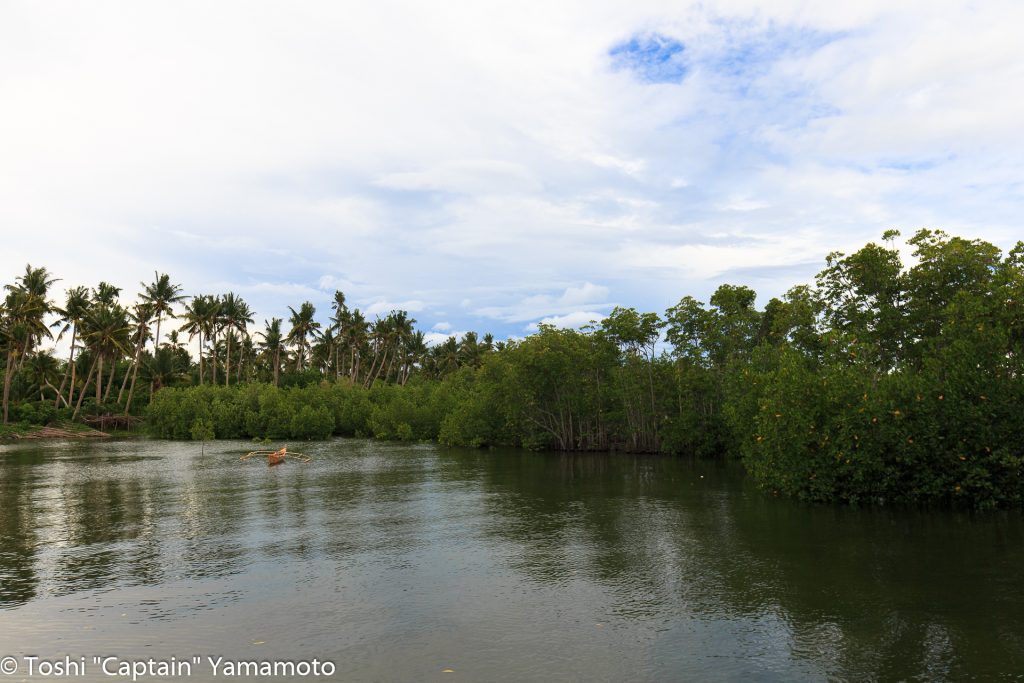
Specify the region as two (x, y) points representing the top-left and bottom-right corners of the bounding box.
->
(4, 229), (1023, 507)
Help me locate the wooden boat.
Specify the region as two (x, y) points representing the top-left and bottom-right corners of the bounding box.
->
(240, 446), (310, 466)
(268, 447), (287, 466)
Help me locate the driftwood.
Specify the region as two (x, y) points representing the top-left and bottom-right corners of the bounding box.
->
(13, 425), (110, 440)
(82, 414), (144, 431)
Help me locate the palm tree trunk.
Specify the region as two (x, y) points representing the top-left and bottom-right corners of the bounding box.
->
(368, 347), (389, 387)
(273, 347), (280, 387)
(3, 350), (15, 424)
(197, 330), (204, 386)
(211, 330), (218, 384)
(103, 359), (117, 404)
(72, 354), (99, 420)
(16, 339), (30, 373)
(363, 347), (381, 388)
(55, 326), (77, 408)
(384, 352), (397, 383)
(118, 331), (144, 405)
(46, 381), (69, 408)
(225, 333), (232, 386)
(154, 313), (163, 351)
(123, 362), (142, 414)
(66, 345), (78, 407)
(96, 353), (104, 404)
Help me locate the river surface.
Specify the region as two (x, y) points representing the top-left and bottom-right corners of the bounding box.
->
(1, 438), (1022, 681)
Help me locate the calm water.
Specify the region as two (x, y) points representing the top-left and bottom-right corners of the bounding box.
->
(1, 439), (1022, 682)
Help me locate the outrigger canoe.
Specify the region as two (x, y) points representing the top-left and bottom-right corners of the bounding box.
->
(240, 447), (311, 466)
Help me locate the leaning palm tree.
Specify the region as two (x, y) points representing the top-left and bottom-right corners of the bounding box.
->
(25, 351), (62, 403)
(53, 286), (90, 407)
(118, 303), (154, 413)
(72, 303), (131, 419)
(286, 302), (320, 372)
(139, 272), (186, 350)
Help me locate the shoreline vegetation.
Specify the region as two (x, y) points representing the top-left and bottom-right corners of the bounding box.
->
(0, 421), (111, 440)
(3, 229), (1023, 508)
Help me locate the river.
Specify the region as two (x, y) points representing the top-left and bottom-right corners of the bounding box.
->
(1, 438), (1022, 681)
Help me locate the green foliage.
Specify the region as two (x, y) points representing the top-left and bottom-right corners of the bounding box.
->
(729, 230), (1024, 508)
(148, 383), (355, 440)
(189, 417), (215, 442)
(11, 228), (1024, 508)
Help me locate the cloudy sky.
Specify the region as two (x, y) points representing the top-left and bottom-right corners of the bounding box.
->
(2, 1), (1021, 343)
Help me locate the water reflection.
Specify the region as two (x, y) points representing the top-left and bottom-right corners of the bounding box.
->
(1, 439), (1022, 680)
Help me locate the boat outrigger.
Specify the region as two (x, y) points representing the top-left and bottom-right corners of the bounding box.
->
(240, 446), (312, 466)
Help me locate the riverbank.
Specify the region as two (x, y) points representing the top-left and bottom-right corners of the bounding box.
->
(0, 422), (111, 441)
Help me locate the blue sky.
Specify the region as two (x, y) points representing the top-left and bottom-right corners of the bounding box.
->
(1, 0), (1022, 346)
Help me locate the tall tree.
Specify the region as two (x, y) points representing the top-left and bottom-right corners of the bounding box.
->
(73, 303), (130, 419)
(257, 318), (285, 387)
(329, 290), (348, 378)
(1, 290), (50, 423)
(286, 302), (320, 372)
(53, 286), (90, 407)
(139, 272), (186, 351)
(181, 295), (216, 386)
(5, 265), (58, 372)
(218, 293), (253, 386)
(119, 303), (154, 413)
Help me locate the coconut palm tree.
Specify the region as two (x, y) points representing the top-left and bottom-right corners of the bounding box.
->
(4, 265), (58, 372)
(205, 295), (223, 384)
(286, 302), (320, 372)
(92, 282), (122, 306)
(342, 308), (368, 383)
(118, 302), (153, 411)
(430, 336), (461, 378)
(236, 333), (255, 384)
(143, 346), (188, 394)
(329, 290), (348, 377)
(181, 295), (216, 385)
(311, 327), (336, 375)
(53, 286), (90, 407)
(399, 330), (427, 385)
(218, 293), (253, 386)
(25, 351), (61, 403)
(139, 272), (186, 350)
(72, 303), (131, 419)
(257, 318), (285, 386)
(2, 290), (51, 422)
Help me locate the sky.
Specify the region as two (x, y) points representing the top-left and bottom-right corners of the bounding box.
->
(2, 0), (1022, 345)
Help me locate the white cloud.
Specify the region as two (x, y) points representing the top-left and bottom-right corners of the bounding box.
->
(475, 282), (613, 323)
(2, 0), (1022, 341)
(432, 321), (452, 331)
(364, 299), (427, 316)
(526, 311), (605, 331)
(423, 331), (468, 347)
